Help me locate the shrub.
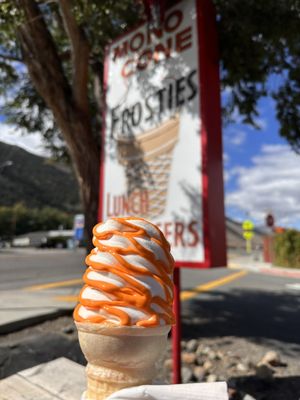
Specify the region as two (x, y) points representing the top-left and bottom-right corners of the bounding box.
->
(0, 203), (73, 239)
(274, 229), (300, 269)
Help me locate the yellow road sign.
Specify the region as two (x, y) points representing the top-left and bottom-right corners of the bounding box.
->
(242, 220), (254, 231)
(243, 231), (254, 240)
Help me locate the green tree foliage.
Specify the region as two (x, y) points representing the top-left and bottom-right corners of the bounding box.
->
(0, 203), (73, 239)
(274, 230), (300, 268)
(0, 1), (299, 151)
(214, 0), (300, 152)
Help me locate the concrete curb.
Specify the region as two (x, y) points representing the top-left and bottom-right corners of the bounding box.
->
(229, 261), (300, 279)
(259, 266), (300, 279)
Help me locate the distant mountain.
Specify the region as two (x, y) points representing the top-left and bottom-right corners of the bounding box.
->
(0, 141), (80, 212)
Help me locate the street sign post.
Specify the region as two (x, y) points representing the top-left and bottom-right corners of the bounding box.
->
(99, 0), (226, 383)
(242, 220), (254, 253)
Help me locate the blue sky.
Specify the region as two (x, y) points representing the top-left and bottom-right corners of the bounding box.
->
(223, 90), (300, 229)
(1, 86), (300, 229)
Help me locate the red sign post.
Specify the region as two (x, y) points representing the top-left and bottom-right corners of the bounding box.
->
(99, 0), (226, 384)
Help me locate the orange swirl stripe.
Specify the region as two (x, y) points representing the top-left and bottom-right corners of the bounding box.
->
(73, 217), (175, 327)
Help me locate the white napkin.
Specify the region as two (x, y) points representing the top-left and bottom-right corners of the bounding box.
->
(106, 382), (228, 400)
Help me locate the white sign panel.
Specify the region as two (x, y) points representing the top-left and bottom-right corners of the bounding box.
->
(100, 0), (219, 265)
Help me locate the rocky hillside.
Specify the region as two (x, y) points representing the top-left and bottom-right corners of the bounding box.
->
(0, 141), (80, 212)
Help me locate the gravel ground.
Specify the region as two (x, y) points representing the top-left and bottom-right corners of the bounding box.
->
(1, 316), (300, 400)
(162, 337), (300, 400)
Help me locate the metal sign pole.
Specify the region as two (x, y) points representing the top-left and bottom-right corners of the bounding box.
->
(172, 267), (181, 384)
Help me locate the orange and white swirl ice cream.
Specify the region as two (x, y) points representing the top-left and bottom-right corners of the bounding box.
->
(74, 217), (175, 327)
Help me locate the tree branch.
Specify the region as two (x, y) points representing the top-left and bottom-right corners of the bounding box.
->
(18, 0), (71, 111)
(59, 0), (90, 116)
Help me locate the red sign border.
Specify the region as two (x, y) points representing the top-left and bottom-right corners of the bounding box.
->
(98, 0), (227, 269)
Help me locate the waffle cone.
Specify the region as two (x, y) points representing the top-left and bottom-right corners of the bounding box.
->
(83, 363), (151, 400)
(76, 322), (170, 400)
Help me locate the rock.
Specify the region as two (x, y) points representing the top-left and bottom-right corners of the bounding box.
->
(182, 352), (196, 364)
(236, 363), (248, 372)
(62, 325), (74, 334)
(243, 394), (257, 400)
(228, 361), (238, 370)
(247, 361), (256, 370)
(216, 351), (224, 360)
(206, 374), (217, 382)
(208, 350), (217, 360)
(181, 340), (187, 350)
(201, 346), (211, 355)
(260, 351), (283, 367)
(193, 366), (206, 382)
(186, 339), (198, 353)
(163, 358), (173, 371)
(195, 344), (203, 356)
(196, 354), (205, 366)
(181, 366), (193, 383)
(255, 363), (274, 380)
(203, 360), (213, 371)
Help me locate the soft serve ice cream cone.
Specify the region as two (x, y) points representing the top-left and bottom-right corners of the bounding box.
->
(74, 217), (175, 400)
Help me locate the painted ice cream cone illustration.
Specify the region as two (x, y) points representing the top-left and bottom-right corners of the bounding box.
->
(116, 115), (180, 218)
(74, 217), (175, 400)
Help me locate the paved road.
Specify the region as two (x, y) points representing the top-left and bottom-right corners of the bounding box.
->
(0, 248), (85, 290)
(2, 248), (299, 291)
(1, 248), (300, 348)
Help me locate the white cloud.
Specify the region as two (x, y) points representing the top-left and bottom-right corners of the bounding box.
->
(226, 144), (300, 227)
(225, 130), (246, 147)
(0, 122), (49, 157)
(223, 152), (230, 164)
(223, 153), (231, 182)
(224, 170), (231, 183)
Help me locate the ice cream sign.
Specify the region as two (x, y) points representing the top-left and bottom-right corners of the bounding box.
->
(99, 0), (226, 267)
